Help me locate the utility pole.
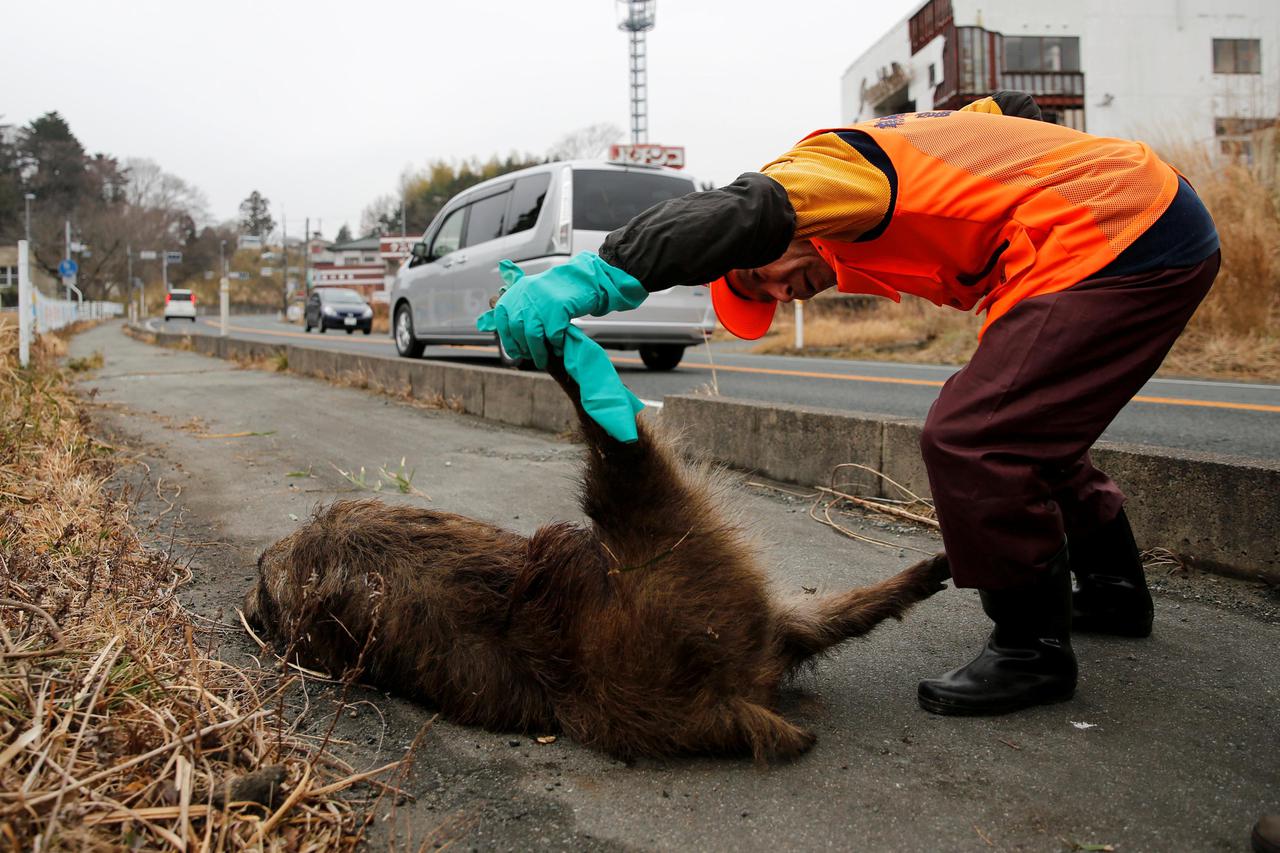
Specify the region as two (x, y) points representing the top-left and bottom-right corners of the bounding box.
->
(24, 193), (34, 243)
(282, 213), (289, 306)
(219, 239), (229, 337)
(64, 219), (71, 300)
(303, 216), (310, 297)
(126, 244), (133, 322)
(162, 250), (169, 293)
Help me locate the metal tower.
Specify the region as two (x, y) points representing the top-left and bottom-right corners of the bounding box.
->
(616, 1), (657, 144)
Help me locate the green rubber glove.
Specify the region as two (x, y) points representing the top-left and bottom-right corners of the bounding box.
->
(476, 252), (649, 369)
(476, 252), (649, 443)
(561, 326), (646, 443)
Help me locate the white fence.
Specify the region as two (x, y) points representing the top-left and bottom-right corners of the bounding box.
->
(14, 240), (123, 367)
(32, 290), (124, 334)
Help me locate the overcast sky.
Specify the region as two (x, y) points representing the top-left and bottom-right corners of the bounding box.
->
(4, 0), (917, 238)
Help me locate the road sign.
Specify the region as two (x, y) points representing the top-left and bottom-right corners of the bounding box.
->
(165, 251), (183, 263)
(227, 272), (251, 281)
(608, 144), (686, 169)
(58, 258), (78, 278)
(139, 250), (158, 260)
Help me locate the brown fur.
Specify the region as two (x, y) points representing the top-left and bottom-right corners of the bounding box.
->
(244, 363), (949, 761)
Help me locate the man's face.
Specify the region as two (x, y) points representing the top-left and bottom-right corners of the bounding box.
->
(729, 240), (837, 303)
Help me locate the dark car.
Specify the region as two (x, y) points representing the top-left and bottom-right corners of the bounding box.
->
(304, 288), (373, 334)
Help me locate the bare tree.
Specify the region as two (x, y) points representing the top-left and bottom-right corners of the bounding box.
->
(546, 122), (624, 161)
(360, 193), (400, 237)
(125, 158), (208, 221)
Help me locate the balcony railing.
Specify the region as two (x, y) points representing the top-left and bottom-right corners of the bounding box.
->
(1001, 71), (1085, 97)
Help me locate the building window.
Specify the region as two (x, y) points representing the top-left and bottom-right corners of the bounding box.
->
(1215, 116), (1277, 161)
(928, 63), (937, 86)
(0, 266), (16, 308)
(1213, 39), (1261, 74)
(1004, 36), (1081, 72)
(909, 0), (953, 54)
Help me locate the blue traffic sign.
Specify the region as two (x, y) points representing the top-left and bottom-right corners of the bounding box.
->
(58, 258), (78, 278)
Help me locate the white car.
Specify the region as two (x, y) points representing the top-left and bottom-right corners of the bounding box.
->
(390, 160), (716, 370)
(164, 289), (198, 322)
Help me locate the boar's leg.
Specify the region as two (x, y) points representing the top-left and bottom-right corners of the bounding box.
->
(776, 553), (950, 671)
(699, 699), (817, 762)
(545, 358), (718, 567)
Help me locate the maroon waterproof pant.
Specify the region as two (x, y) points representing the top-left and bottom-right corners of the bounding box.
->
(921, 252), (1220, 589)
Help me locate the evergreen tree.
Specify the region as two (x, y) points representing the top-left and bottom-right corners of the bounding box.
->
(0, 120), (20, 241)
(238, 190), (275, 237)
(19, 111), (88, 218)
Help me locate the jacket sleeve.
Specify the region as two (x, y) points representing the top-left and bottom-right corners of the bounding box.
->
(758, 132), (894, 242)
(597, 172), (796, 293)
(960, 90), (1043, 120)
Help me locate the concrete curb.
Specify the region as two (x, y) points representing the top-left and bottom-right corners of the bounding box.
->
(664, 393), (1279, 584)
(124, 325), (1279, 583)
(126, 325), (578, 437)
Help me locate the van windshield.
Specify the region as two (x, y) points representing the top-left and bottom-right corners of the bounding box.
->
(572, 170), (696, 232)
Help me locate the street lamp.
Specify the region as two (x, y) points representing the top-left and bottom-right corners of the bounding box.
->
(23, 193), (34, 243)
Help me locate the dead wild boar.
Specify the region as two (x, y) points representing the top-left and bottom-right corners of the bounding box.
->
(243, 362), (949, 761)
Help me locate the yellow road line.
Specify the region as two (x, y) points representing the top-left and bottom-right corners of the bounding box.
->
(1127, 395), (1280, 413)
(206, 320), (392, 345)
(615, 357), (1280, 413)
(613, 356), (947, 388)
(203, 321), (1279, 414)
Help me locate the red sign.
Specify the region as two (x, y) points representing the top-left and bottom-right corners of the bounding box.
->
(608, 144), (686, 169)
(380, 236), (416, 260)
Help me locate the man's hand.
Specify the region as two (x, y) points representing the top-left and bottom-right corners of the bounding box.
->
(476, 252), (649, 442)
(477, 252), (648, 369)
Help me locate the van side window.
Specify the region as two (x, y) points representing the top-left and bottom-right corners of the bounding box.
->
(463, 191), (510, 248)
(505, 174), (551, 236)
(429, 207), (465, 260)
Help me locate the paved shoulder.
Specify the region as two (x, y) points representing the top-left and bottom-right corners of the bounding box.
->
(72, 322), (1279, 851)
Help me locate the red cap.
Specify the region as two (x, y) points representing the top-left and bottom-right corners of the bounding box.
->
(710, 271), (777, 340)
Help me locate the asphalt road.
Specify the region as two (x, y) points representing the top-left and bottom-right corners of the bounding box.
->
(158, 313), (1280, 462)
(75, 322), (1279, 852)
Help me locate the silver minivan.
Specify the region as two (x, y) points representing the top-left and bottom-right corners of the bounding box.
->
(389, 160), (715, 370)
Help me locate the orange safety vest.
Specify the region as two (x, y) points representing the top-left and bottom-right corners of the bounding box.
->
(807, 111), (1179, 336)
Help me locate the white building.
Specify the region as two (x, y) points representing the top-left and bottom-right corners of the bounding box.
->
(841, 0), (1278, 156)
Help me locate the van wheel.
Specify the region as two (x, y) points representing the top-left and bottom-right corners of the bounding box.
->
(496, 334), (529, 370)
(639, 345), (684, 371)
(395, 304), (426, 358)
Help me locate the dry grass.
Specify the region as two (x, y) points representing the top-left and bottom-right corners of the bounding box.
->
(753, 296), (980, 365)
(753, 145), (1280, 381)
(0, 324), (406, 849)
(1159, 143), (1280, 380)
(370, 303), (390, 336)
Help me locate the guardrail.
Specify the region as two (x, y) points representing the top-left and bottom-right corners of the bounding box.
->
(34, 291), (123, 333)
(126, 323), (1280, 584)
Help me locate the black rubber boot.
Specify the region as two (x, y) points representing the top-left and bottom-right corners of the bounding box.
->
(918, 548), (1077, 716)
(1071, 509), (1154, 638)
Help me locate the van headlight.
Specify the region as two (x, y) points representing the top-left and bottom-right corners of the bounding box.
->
(322, 305), (337, 316)
(361, 306), (373, 318)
